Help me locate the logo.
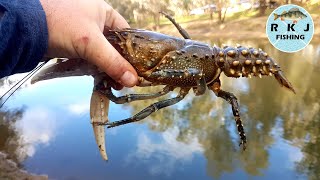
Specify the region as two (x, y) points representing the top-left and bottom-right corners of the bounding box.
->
(266, 4), (314, 53)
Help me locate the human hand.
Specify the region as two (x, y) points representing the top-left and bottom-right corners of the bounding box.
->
(39, 0), (138, 87)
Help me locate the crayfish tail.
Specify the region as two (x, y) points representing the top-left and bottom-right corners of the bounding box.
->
(274, 71), (296, 93)
(214, 45), (277, 78)
(213, 45), (296, 93)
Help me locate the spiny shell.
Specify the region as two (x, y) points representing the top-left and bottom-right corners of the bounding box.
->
(263, 52), (268, 57)
(230, 68), (235, 75)
(253, 66), (257, 73)
(227, 50), (236, 57)
(265, 60), (271, 64)
(245, 60), (251, 65)
(232, 61), (240, 66)
(241, 50), (249, 56)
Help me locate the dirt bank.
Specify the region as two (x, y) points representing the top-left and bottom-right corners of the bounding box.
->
(155, 14), (319, 41)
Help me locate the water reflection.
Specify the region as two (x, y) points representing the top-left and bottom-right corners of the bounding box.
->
(127, 127), (203, 176)
(14, 107), (57, 160)
(0, 78), (50, 178)
(0, 103), (24, 162)
(0, 39), (319, 179)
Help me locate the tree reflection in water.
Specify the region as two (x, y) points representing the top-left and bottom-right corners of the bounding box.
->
(0, 104), (24, 162)
(1, 79), (47, 179)
(0, 77), (25, 161)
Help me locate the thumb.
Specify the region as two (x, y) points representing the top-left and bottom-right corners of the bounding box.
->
(81, 28), (138, 87)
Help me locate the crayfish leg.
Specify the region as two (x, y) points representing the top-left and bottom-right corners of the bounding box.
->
(105, 88), (190, 128)
(209, 80), (247, 150)
(90, 90), (110, 161)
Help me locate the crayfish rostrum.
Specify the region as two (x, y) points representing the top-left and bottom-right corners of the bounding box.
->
(31, 12), (295, 160)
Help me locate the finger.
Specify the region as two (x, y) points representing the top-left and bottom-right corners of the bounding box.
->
(81, 27), (138, 87)
(104, 5), (130, 29)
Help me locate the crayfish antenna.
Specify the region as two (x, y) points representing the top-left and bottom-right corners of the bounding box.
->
(31, 58), (98, 84)
(274, 71), (296, 94)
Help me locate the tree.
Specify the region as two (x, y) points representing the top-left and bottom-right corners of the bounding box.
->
(211, 0), (229, 24)
(106, 0), (137, 22)
(132, 0), (172, 29)
(258, 0), (267, 16)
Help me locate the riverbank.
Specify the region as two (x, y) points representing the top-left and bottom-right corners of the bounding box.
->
(157, 14), (319, 41)
(141, 6), (319, 42)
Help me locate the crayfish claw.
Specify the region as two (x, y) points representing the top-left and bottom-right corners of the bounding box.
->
(90, 90), (110, 161)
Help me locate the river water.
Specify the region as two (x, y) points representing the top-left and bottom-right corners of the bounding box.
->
(0, 38), (319, 180)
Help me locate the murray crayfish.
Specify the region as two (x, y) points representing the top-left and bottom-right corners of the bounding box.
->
(31, 12), (295, 160)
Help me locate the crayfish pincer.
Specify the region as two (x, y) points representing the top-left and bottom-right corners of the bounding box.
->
(98, 12), (295, 150)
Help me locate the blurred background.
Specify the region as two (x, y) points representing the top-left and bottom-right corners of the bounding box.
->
(107, 0), (319, 37)
(1, 0), (320, 179)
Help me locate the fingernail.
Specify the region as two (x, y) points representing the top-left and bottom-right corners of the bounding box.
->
(120, 71), (137, 87)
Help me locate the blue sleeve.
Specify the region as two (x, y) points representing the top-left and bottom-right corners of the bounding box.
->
(0, 0), (48, 78)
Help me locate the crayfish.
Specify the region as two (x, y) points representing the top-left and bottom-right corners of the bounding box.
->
(30, 12), (295, 160)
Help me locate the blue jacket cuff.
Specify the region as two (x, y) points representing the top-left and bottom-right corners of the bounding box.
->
(0, 0), (48, 78)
